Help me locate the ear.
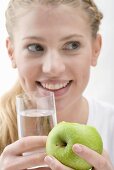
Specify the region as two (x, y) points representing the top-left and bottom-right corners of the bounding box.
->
(91, 34), (102, 66)
(6, 37), (17, 68)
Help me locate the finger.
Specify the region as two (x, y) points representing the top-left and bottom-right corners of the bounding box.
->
(17, 152), (47, 170)
(5, 152), (46, 170)
(72, 144), (110, 170)
(5, 136), (47, 155)
(102, 149), (111, 161)
(44, 155), (73, 170)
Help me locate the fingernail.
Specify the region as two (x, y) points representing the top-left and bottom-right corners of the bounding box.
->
(44, 156), (53, 164)
(73, 144), (83, 153)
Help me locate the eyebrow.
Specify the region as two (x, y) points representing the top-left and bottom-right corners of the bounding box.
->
(60, 34), (83, 41)
(22, 34), (83, 42)
(22, 36), (45, 41)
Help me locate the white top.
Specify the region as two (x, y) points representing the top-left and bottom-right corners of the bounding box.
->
(87, 97), (114, 165)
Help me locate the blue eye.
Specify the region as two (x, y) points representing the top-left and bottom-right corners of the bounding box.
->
(63, 41), (80, 50)
(27, 44), (44, 52)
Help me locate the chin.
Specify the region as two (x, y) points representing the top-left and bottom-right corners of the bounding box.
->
(55, 97), (72, 113)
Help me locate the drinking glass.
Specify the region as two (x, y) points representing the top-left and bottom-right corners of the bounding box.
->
(16, 90), (57, 169)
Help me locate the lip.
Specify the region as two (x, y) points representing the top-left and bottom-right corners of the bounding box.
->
(36, 80), (72, 97)
(53, 80), (72, 97)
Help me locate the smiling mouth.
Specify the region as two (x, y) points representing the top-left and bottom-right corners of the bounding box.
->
(36, 80), (72, 91)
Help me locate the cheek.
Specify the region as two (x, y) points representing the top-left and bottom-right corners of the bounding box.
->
(81, 64), (91, 89)
(17, 63), (39, 92)
(15, 53), (36, 73)
(73, 57), (91, 75)
(72, 57), (91, 87)
(18, 64), (31, 75)
(17, 61), (38, 80)
(80, 62), (90, 83)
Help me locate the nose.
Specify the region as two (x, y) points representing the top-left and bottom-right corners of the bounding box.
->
(42, 51), (65, 76)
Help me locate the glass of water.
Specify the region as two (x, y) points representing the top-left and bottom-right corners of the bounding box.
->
(16, 90), (57, 169)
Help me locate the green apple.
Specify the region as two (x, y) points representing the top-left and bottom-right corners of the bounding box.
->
(46, 121), (103, 170)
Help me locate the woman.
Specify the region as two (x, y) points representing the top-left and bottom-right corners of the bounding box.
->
(0, 0), (114, 169)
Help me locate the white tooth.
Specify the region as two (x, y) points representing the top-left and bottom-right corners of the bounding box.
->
(52, 84), (56, 89)
(42, 83), (47, 88)
(41, 81), (70, 90)
(45, 83), (48, 89)
(46, 84), (50, 89)
(55, 84), (60, 89)
(63, 83), (67, 87)
(49, 84), (53, 89)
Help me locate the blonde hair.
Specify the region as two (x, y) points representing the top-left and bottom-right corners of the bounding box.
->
(0, 81), (23, 153)
(5, 0), (103, 38)
(1, 0), (103, 153)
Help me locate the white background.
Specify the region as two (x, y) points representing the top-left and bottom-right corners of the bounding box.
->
(0, 0), (114, 104)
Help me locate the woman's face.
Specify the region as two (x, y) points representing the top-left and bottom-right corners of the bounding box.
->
(7, 4), (101, 111)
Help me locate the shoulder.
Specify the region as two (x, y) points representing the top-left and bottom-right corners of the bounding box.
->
(85, 96), (114, 160)
(86, 96), (114, 117)
(85, 96), (114, 127)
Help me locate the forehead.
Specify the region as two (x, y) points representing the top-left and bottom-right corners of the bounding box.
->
(13, 4), (90, 39)
(20, 3), (88, 24)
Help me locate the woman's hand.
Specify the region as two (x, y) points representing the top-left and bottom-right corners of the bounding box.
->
(0, 136), (47, 170)
(44, 144), (114, 170)
(72, 144), (114, 170)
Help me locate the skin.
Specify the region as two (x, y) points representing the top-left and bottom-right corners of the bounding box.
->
(0, 3), (113, 170)
(7, 4), (101, 123)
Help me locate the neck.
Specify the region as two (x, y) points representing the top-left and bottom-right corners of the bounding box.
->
(56, 96), (89, 124)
